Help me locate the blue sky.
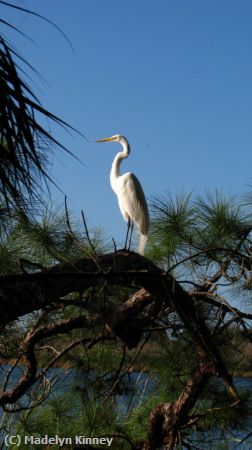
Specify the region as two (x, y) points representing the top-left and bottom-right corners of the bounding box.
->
(3, 0), (252, 245)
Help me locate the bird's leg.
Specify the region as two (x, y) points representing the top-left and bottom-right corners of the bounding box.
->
(128, 221), (134, 251)
(124, 217), (131, 250)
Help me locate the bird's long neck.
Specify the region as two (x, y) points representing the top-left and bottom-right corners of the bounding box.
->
(110, 138), (130, 186)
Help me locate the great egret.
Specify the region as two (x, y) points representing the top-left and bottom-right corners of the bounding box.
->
(95, 135), (149, 255)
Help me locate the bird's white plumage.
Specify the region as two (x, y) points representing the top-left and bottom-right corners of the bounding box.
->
(115, 172), (149, 235)
(96, 135), (149, 254)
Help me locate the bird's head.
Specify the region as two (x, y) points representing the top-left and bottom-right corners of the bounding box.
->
(95, 135), (127, 145)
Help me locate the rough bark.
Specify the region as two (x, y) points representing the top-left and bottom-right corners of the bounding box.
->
(0, 252), (164, 327)
(0, 250), (240, 447)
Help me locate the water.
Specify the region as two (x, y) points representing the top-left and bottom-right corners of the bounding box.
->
(0, 367), (251, 449)
(191, 378), (252, 449)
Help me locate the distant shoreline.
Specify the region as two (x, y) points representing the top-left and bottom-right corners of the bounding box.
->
(1, 359), (252, 379)
(231, 371), (252, 378)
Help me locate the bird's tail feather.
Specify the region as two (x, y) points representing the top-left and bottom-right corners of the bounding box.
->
(138, 233), (148, 255)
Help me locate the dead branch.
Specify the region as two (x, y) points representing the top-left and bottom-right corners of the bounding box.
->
(0, 314), (101, 406)
(0, 250), (250, 448)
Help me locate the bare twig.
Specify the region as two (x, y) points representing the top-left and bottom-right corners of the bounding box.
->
(64, 196), (84, 250)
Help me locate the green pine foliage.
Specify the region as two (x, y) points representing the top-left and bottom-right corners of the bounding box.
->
(1, 192), (252, 449)
(0, 205), (110, 274)
(0, 6), (252, 446)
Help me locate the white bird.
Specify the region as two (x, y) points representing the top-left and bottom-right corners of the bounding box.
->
(95, 135), (149, 255)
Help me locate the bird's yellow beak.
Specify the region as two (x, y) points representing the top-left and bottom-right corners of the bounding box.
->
(95, 137), (114, 143)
